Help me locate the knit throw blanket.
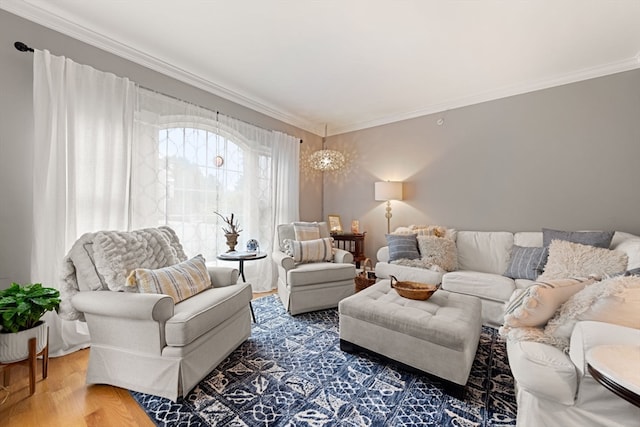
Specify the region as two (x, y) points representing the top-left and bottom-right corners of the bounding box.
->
(59, 226), (187, 320)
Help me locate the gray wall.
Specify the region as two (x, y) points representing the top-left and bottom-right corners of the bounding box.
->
(324, 69), (640, 261)
(0, 10), (322, 288)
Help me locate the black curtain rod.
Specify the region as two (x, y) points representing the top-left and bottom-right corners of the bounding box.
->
(14, 40), (304, 144)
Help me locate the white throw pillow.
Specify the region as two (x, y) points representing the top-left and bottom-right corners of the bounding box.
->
(417, 236), (458, 272)
(284, 238), (334, 263)
(292, 221), (320, 241)
(538, 240), (628, 280)
(544, 275), (640, 340)
(502, 277), (596, 329)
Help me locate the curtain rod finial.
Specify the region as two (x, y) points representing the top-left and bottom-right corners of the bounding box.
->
(14, 41), (34, 52)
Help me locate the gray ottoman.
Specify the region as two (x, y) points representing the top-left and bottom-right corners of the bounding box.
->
(339, 279), (482, 390)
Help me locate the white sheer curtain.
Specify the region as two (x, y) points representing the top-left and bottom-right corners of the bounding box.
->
(31, 50), (136, 356)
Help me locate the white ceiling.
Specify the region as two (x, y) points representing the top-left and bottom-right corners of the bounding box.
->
(4, 0), (640, 136)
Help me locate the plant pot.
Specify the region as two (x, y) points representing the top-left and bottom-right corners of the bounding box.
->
(225, 233), (239, 252)
(0, 321), (48, 363)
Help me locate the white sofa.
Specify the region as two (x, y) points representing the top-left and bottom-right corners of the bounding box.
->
(376, 230), (640, 327)
(508, 321), (640, 426)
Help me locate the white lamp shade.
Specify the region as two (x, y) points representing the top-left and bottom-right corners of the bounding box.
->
(375, 181), (403, 201)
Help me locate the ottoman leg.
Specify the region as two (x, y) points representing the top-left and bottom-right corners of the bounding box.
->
(339, 339), (358, 353)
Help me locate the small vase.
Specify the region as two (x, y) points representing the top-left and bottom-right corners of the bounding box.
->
(225, 233), (239, 252)
(0, 321), (48, 363)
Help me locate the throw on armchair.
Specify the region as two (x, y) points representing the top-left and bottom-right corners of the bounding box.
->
(272, 222), (356, 315)
(60, 226), (253, 401)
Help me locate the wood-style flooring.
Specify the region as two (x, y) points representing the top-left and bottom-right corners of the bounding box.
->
(0, 290), (276, 427)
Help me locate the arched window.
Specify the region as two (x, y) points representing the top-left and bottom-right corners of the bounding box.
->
(156, 119), (271, 260)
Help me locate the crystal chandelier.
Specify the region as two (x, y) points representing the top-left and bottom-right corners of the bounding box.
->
(308, 124), (345, 172)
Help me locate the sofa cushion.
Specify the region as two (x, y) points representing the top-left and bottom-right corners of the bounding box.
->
(284, 237), (334, 263)
(539, 240), (628, 280)
(126, 255), (211, 303)
(374, 261), (445, 285)
(513, 232), (543, 247)
(165, 282), (252, 347)
(287, 262), (355, 287)
(612, 232), (640, 269)
(386, 234), (420, 262)
(503, 245), (548, 280)
(542, 228), (614, 249)
(442, 271), (515, 303)
(544, 275), (640, 340)
(455, 231), (514, 274)
(503, 277), (595, 329)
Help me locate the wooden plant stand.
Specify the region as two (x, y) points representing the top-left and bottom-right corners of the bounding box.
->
(1, 328), (49, 396)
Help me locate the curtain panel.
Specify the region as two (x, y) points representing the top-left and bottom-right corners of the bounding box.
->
(31, 51), (300, 355)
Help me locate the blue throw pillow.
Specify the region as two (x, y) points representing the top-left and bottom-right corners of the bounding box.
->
(386, 234), (420, 262)
(542, 228), (614, 249)
(503, 246), (548, 280)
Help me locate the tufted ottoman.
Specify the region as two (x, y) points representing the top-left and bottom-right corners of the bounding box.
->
(339, 279), (482, 392)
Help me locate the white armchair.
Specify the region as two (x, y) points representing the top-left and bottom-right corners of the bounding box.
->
(507, 321), (640, 427)
(61, 226), (252, 401)
(273, 222), (356, 315)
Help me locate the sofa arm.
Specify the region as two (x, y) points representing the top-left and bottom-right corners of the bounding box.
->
(506, 340), (578, 405)
(272, 250), (295, 271)
(207, 266), (239, 287)
(377, 246), (390, 263)
(570, 321), (640, 377)
(72, 291), (174, 322)
(334, 248), (354, 264)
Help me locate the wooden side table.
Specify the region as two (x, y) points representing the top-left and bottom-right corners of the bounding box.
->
(331, 232), (366, 268)
(587, 344), (640, 407)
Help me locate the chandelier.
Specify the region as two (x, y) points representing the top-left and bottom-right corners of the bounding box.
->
(308, 124), (345, 172)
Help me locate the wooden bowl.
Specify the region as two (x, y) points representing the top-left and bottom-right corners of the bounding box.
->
(390, 275), (438, 301)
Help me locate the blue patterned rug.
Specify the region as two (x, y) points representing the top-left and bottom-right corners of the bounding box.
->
(132, 295), (517, 426)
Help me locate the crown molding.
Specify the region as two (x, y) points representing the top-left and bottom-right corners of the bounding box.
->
(330, 55), (640, 136)
(4, 0), (639, 138)
(1, 0), (324, 136)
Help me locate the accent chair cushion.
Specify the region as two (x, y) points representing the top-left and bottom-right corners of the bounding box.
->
(503, 245), (548, 280)
(538, 240), (628, 280)
(126, 255), (211, 303)
(386, 234), (420, 262)
(293, 221), (320, 241)
(284, 237), (334, 263)
(542, 228), (614, 249)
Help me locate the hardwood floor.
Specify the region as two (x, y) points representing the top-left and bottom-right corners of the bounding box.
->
(0, 291), (276, 427)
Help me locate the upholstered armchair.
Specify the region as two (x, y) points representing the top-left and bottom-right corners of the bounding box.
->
(60, 226), (252, 401)
(272, 222), (356, 315)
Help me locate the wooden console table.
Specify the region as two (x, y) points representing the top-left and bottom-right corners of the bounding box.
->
(330, 232), (366, 268)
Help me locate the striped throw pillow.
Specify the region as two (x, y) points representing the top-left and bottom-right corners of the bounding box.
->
(293, 222), (321, 241)
(502, 277), (596, 329)
(284, 238), (334, 263)
(386, 234), (420, 262)
(126, 254), (211, 302)
(503, 245), (548, 280)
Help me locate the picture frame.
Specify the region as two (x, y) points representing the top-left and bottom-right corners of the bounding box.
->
(328, 214), (343, 233)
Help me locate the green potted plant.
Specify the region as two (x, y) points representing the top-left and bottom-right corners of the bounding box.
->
(0, 283), (60, 363)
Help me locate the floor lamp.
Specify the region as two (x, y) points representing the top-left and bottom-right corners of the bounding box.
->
(375, 181), (403, 234)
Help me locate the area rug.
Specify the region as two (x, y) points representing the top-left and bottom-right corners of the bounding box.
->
(132, 295), (517, 426)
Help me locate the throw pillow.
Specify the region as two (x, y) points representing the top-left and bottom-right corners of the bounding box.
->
(284, 237), (334, 263)
(538, 240), (628, 280)
(417, 235), (458, 271)
(502, 277), (596, 329)
(386, 234), (420, 262)
(503, 245), (548, 280)
(541, 228), (614, 249)
(544, 275), (640, 340)
(126, 254), (211, 303)
(293, 221), (320, 241)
